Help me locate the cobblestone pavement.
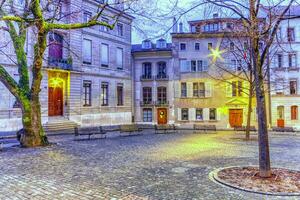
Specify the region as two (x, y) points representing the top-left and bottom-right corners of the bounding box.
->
(0, 131), (299, 200)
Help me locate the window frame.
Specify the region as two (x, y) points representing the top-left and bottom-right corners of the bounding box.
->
(117, 83), (124, 106)
(181, 108), (189, 120)
(209, 108), (216, 120)
(101, 43), (109, 67)
(101, 82), (109, 106)
(143, 108), (153, 122)
(180, 43), (186, 51)
(116, 47), (123, 70)
(181, 82), (187, 97)
(291, 106), (298, 120)
(83, 39), (92, 64)
(83, 80), (92, 106)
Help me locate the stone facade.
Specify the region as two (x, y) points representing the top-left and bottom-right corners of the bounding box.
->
(0, 1), (134, 131)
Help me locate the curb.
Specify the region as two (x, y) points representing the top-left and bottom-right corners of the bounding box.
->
(209, 166), (300, 196)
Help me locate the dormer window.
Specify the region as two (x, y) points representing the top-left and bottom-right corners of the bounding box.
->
(156, 39), (167, 49)
(142, 40), (151, 49)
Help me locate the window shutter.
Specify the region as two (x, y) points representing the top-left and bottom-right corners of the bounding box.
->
(226, 82), (232, 97)
(203, 60), (208, 71)
(177, 108), (182, 121)
(174, 81), (180, 98)
(187, 82), (193, 97)
(186, 60), (191, 72)
(189, 108), (196, 121)
(203, 108), (209, 120)
(217, 108), (221, 121)
(205, 82), (212, 97)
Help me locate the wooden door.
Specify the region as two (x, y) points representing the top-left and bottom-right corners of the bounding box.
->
(48, 87), (63, 116)
(157, 108), (167, 124)
(229, 109), (243, 127)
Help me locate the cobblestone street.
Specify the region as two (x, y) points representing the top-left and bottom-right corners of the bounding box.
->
(0, 131), (299, 200)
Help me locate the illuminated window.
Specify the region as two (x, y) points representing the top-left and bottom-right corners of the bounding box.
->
(291, 106), (298, 120)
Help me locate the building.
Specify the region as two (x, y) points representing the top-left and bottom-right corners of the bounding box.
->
(0, 1), (134, 131)
(270, 6), (300, 130)
(171, 17), (258, 129)
(132, 39), (175, 124)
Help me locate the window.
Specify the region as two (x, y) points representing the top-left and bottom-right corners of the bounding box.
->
(287, 27), (295, 42)
(117, 84), (123, 106)
(180, 43), (186, 51)
(290, 80), (297, 95)
(142, 62), (152, 78)
(83, 81), (92, 106)
(208, 43), (212, 50)
(229, 42), (234, 51)
(157, 62), (167, 78)
(196, 108), (203, 120)
(191, 60), (197, 72)
(209, 108), (216, 120)
(116, 48), (123, 69)
(83, 39), (92, 64)
(101, 44), (109, 67)
(195, 43), (200, 51)
(157, 39), (167, 48)
(142, 40), (151, 49)
(277, 106), (284, 119)
(277, 54), (283, 68)
(226, 23), (234, 30)
(143, 87), (152, 103)
(13, 99), (21, 108)
(288, 54), (296, 68)
(243, 42), (248, 51)
(291, 106), (298, 120)
(180, 59), (189, 72)
(181, 82), (187, 97)
(100, 18), (109, 32)
(231, 59), (242, 71)
(101, 82), (109, 106)
(232, 81), (243, 97)
(143, 108), (152, 122)
(83, 11), (92, 23)
(157, 87), (167, 104)
(204, 23), (219, 32)
(193, 82), (205, 97)
(117, 23), (123, 36)
(181, 108), (189, 120)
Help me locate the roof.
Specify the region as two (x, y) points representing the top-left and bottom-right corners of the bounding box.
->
(131, 43), (172, 53)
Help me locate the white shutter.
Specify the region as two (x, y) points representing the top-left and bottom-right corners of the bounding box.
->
(187, 82), (193, 97)
(186, 60), (191, 72)
(174, 81), (180, 98)
(189, 108), (196, 121)
(177, 108), (182, 121)
(180, 60), (191, 72)
(226, 82), (232, 97)
(203, 60), (208, 71)
(217, 108), (221, 121)
(205, 82), (212, 97)
(203, 108), (209, 120)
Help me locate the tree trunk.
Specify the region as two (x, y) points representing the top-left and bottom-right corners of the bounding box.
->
(19, 97), (49, 147)
(245, 90), (252, 140)
(255, 75), (271, 178)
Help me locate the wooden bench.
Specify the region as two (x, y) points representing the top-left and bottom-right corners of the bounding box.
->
(272, 127), (295, 132)
(234, 126), (257, 133)
(74, 126), (106, 140)
(193, 124), (217, 134)
(119, 124), (142, 136)
(155, 124), (176, 134)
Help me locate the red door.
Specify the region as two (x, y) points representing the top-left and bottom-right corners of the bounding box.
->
(48, 87), (63, 116)
(157, 108), (168, 124)
(229, 109), (243, 127)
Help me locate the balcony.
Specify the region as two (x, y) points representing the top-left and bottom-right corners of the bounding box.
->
(140, 101), (155, 107)
(155, 100), (169, 107)
(47, 57), (72, 70)
(140, 75), (154, 81)
(155, 74), (169, 81)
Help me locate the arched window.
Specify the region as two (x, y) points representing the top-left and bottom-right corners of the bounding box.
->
(291, 106), (298, 120)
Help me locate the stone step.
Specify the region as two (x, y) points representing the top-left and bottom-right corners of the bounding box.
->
(43, 120), (78, 133)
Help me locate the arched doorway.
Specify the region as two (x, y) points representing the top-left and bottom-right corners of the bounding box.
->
(48, 77), (64, 116)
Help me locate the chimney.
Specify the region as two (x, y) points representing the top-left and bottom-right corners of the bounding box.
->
(179, 22), (183, 33)
(172, 17), (178, 33)
(213, 13), (219, 18)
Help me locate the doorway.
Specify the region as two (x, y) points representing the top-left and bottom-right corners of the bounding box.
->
(157, 108), (168, 124)
(48, 87), (63, 116)
(229, 109), (243, 127)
